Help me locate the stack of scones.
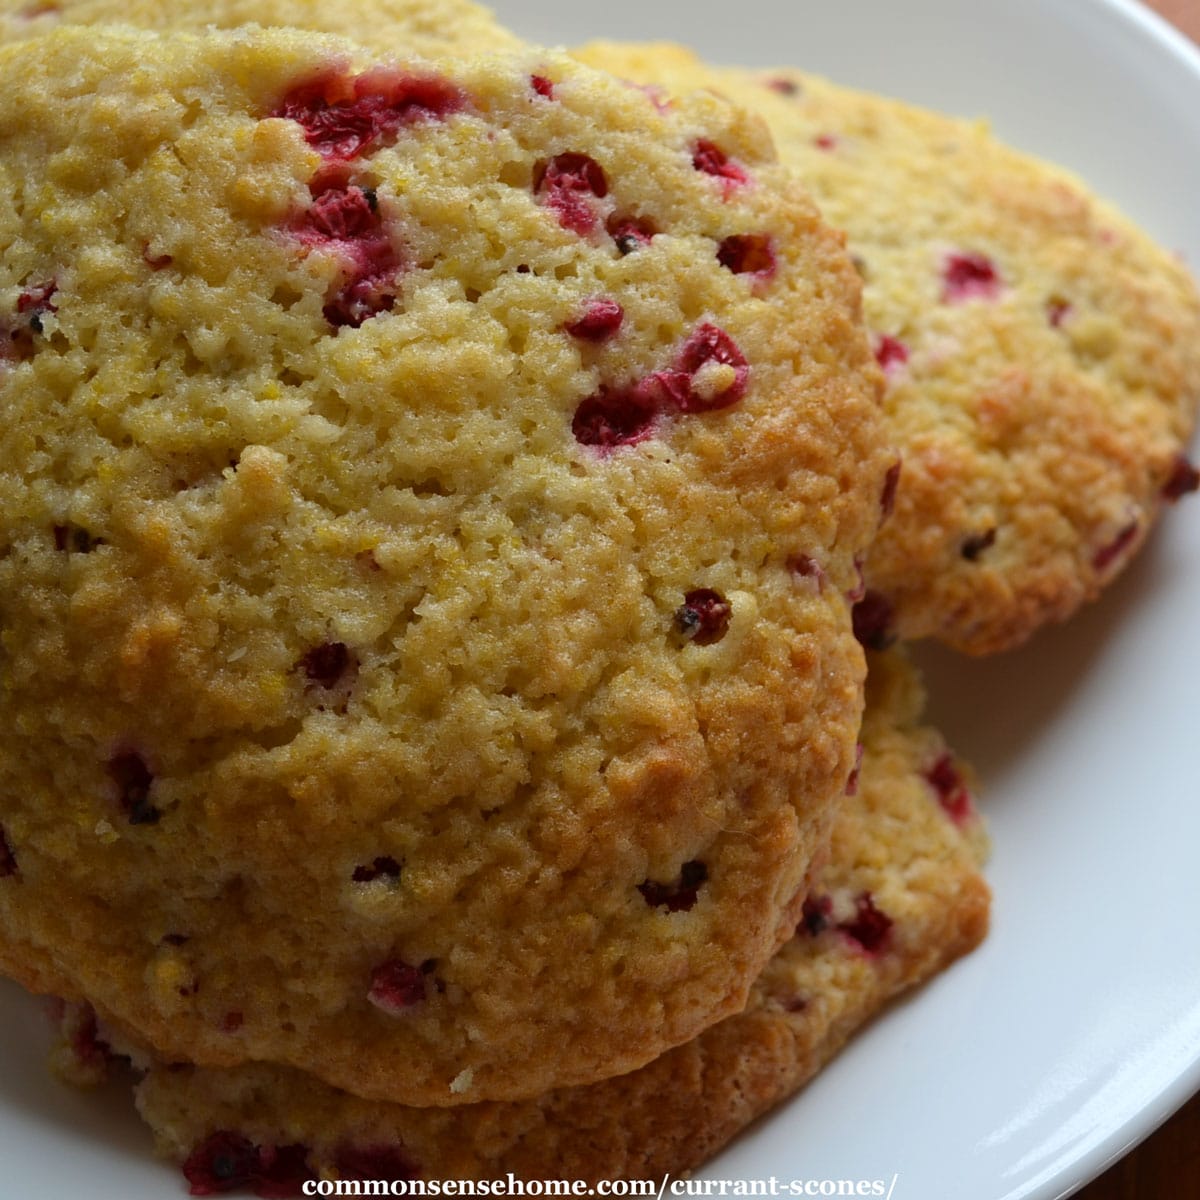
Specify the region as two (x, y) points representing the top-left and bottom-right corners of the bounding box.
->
(0, 0), (1197, 1191)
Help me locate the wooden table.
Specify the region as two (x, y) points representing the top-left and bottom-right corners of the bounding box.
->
(1071, 9), (1200, 1198)
(1077, 1088), (1200, 1197)
(1145, 0), (1199, 41)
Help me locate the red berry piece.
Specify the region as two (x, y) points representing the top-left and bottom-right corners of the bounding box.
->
(765, 78), (801, 96)
(942, 251), (1002, 304)
(717, 233), (776, 279)
(63, 998), (112, 1075)
(638, 860), (708, 913)
(302, 179), (379, 242)
(787, 554), (827, 589)
(632, 82), (672, 113)
(880, 460), (902, 520)
(673, 589), (731, 646)
(298, 175), (400, 330)
(607, 214), (656, 255)
(572, 381), (661, 451)
(335, 1144), (421, 1183)
(839, 892), (892, 954)
(799, 893), (833, 937)
(0, 826), (16, 877)
(299, 641), (355, 688)
(1163, 455), (1200, 502)
(108, 750), (160, 826)
(851, 590), (895, 652)
(52, 523), (99, 553)
(352, 855), (402, 883)
(845, 743), (864, 797)
(1092, 520), (1139, 573)
(961, 528), (997, 561)
(273, 69), (466, 161)
(182, 1132), (261, 1196)
(662, 322), (749, 412)
(142, 245), (173, 269)
(692, 139), (749, 189)
(846, 556), (866, 604)
(323, 272), (397, 329)
(1047, 296), (1072, 327)
(574, 324), (748, 451)
(534, 152), (609, 236)
(182, 1135), (315, 1198)
(813, 133), (838, 151)
(255, 1145), (316, 1199)
(369, 959), (427, 1013)
(873, 333), (909, 375)
(530, 74), (555, 99)
(2, 280), (58, 361)
(565, 297), (624, 342)
(17, 280), (58, 328)
(924, 752), (974, 824)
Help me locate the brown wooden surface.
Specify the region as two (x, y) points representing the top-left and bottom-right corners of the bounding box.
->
(1145, 0), (1200, 41)
(1074, 1089), (1200, 1198)
(1069, 7), (1199, 1196)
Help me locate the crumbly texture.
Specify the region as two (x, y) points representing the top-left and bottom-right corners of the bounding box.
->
(0, 0), (520, 55)
(0, 26), (887, 1106)
(576, 42), (1200, 654)
(53, 649), (989, 1191)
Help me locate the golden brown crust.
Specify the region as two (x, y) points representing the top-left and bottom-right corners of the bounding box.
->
(107, 650), (990, 1185)
(0, 0), (520, 54)
(0, 26), (886, 1105)
(576, 42), (1200, 655)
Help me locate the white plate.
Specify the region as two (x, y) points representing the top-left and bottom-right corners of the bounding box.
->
(4, 1), (1200, 1197)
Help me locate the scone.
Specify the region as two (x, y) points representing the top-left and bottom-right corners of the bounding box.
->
(576, 42), (1200, 655)
(0, 26), (888, 1106)
(48, 649), (988, 1191)
(0, 0), (520, 55)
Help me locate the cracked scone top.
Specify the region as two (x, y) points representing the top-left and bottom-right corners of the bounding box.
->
(54, 650), (989, 1190)
(577, 42), (1200, 655)
(0, 26), (888, 1105)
